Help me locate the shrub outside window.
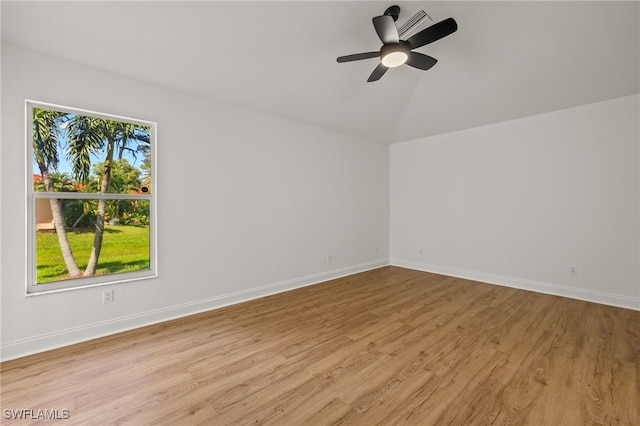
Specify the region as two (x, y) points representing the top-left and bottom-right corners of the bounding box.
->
(26, 101), (157, 294)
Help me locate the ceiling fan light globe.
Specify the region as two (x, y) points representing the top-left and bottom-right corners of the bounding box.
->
(381, 51), (408, 67)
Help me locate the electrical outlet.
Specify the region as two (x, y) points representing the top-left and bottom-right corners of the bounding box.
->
(102, 289), (114, 304)
(326, 254), (332, 263)
(569, 265), (578, 275)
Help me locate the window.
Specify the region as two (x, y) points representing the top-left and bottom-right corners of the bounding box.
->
(26, 101), (156, 294)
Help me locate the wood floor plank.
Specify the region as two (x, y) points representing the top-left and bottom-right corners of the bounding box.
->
(2, 266), (638, 425)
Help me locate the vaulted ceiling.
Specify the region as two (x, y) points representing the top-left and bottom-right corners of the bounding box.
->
(2, 1), (639, 143)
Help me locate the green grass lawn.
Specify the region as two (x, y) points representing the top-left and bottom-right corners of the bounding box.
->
(36, 225), (150, 283)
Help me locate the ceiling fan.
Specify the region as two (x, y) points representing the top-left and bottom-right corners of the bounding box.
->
(337, 5), (457, 82)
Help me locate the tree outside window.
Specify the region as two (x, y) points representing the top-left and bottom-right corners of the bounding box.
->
(27, 101), (156, 294)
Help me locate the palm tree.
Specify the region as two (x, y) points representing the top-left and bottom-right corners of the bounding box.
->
(89, 159), (144, 223)
(137, 143), (152, 193)
(32, 108), (82, 279)
(33, 171), (75, 193)
(117, 123), (150, 161)
(66, 116), (150, 277)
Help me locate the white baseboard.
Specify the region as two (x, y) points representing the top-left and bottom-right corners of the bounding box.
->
(1, 260), (389, 362)
(391, 258), (640, 311)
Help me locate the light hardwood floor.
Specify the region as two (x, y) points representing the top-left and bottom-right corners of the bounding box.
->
(1, 266), (639, 425)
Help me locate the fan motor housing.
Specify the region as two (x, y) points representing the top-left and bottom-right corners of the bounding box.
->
(380, 42), (410, 67)
(380, 41), (410, 57)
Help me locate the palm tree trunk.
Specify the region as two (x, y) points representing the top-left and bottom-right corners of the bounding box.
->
(83, 199), (106, 277)
(49, 198), (82, 278)
(83, 139), (115, 277)
(37, 164), (82, 279)
(117, 141), (125, 160)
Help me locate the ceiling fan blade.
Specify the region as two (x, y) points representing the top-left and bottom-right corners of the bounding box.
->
(406, 17), (458, 49)
(405, 52), (438, 70)
(372, 15), (399, 44)
(367, 63), (388, 82)
(337, 51), (380, 63)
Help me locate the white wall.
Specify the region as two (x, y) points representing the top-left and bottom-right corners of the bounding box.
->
(0, 43), (390, 361)
(2, 42), (638, 362)
(391, 94), (640, 310)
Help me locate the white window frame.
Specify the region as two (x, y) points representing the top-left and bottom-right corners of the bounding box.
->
(25, 100), (157, 295)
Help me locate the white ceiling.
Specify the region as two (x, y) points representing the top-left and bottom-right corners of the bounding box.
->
(2, 1), (639, 144)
